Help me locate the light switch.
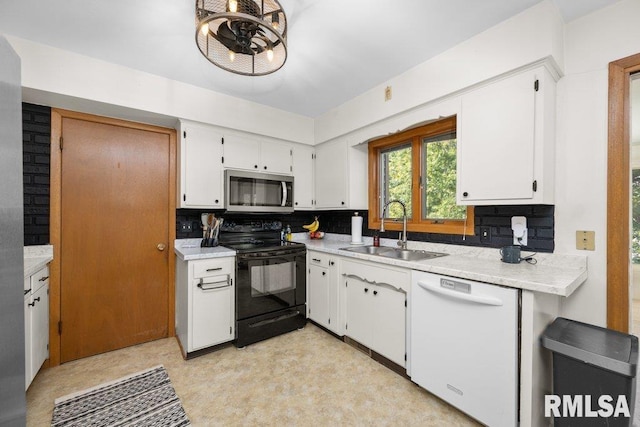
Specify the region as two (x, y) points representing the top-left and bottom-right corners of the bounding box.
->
(576, 230), (595, 251)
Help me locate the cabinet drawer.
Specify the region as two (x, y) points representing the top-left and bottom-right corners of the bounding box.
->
(192, 258), (234, 279)
(30, 267), (50, 293)
(308, 251), (332, 267)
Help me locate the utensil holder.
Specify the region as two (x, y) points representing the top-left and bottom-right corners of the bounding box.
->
(201, 237), (219, 247)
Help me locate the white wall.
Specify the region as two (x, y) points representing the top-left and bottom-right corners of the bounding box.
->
(314, 0), (565, 144)
(5, 36), (315, 145)
(556, 0), (640, 326)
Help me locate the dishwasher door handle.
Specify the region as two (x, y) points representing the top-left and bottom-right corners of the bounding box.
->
(417, 280), (503, 306)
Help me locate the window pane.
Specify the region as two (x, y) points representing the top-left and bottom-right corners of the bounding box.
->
(380, 143), (412, 218)
(423, 134), (465, 220)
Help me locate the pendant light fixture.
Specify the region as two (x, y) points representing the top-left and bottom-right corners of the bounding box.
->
(195, 0), (287, 76)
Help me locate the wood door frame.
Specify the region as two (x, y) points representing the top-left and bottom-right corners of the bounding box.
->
(607, 53), (640, 333)
(49, 109), (177, 366)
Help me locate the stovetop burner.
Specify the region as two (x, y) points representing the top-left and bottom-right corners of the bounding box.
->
(218, 219), (305, 254)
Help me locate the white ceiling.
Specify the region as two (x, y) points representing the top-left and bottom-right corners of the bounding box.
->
(0, 0), (624, 118)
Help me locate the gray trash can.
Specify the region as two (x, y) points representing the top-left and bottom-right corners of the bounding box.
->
(541, 317), (638, 426)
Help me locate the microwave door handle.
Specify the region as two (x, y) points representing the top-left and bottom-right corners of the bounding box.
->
(281, 181), (287, 207)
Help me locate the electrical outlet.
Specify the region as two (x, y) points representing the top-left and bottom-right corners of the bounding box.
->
(511, 216), (528, 246)
(480, 226), (491, 243)
(576, 230), (595, 251)
(179, 221), (193, 233)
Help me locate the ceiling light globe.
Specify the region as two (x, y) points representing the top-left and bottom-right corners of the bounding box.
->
(200, 22), (209, 36)
(228, 0), (238, 13)
(229, 50), (236, 62)
(267, 48), (274, 62)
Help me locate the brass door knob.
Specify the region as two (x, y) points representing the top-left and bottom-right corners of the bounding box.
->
(157, 243), (166, 251)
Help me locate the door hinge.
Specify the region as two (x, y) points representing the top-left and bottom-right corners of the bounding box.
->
(183, 194), (186, 202)
(222, 156), (224, 164)
(405, 299), (407, 307)
(534, 79), (539, 92)
(345, 323), (348, 330)
(532, 180), (538, 192)
(229, 326), (232, 335)
(404, 353), (407, 361)
(59, 136), (63, 151)
(221, 137), (224, 144)
(58, 321), (62, 335)
(290, 149), (293, 156)
(290, 165), (293, 172)
(328, 318), (331, 325)
(183, 130), (186, 139)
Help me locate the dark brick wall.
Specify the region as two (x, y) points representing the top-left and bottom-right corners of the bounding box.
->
(177, 205), (555, 252)
(22, 103), (51, 246)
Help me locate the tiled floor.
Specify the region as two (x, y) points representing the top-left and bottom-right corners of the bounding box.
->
(27, 323), (479, 426)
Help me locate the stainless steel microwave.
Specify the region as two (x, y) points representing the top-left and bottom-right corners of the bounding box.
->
(224, 169), (294, 213)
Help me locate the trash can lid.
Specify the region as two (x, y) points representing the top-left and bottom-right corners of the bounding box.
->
(541, 317), (639, 377)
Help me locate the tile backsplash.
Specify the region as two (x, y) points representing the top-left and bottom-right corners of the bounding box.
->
(177, 205), (554, 252)
(23, 103), (51, 246)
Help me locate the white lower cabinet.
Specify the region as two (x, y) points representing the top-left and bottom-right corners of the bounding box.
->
(176, 256), (235, 356)
(307, 251), (340, 334)
(342, 259), (409, 366)
(25, 265), (50, 389)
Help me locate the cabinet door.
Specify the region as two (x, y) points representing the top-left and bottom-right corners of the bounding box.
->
(308, 264), (330, 329)
(458, 71), (536, 203)
(181, 123), (224, 208)
(327, 260), (339, 333)
(223, 134), (261, 171)
(371, 285), (406, 366)
(292, 144), (314, 209)
(261, 142), (292, 174)
(24, 292), (32, 389)
(344, 277), (371, 347)
(191, 275), (233, 350)
(315, 141), (347, 208)
(31, 284), (49, 379)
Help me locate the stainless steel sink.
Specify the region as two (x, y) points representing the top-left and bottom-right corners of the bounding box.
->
(340, 245), (447, 262)
(381, 249), (448, 261)
(340, 245), (394, 255)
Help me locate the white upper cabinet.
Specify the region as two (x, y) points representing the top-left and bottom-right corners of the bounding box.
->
(292, 144), (315, 209)
(178, 120), (224, 209)
(224, 133), (292, 175)
(315, 139), (367, 209)
(457, 66), (556, 205)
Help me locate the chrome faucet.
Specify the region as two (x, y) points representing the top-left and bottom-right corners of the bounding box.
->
(380, 200), (408, 250)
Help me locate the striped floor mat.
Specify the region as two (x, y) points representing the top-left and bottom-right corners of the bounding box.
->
(51, 365), (190, 426)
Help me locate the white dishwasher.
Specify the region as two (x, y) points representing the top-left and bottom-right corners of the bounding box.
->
(410, 271), (519, 427)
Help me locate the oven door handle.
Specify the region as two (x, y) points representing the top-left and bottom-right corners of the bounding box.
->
(238, 252), (302, 262)
(281, 181), (288, 207)
(198, 276), (231, 291)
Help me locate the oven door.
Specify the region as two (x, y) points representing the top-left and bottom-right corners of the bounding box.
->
(236, 249), (306, 321)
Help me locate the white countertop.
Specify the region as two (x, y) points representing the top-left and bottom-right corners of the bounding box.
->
(298, 234), (587, 297)
(174, 239), (236, 261)
(24, 245), (53, 278)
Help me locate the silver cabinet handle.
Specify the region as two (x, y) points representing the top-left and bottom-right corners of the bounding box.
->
(198, 276), (231, 291)
(206, 267), (222, 272)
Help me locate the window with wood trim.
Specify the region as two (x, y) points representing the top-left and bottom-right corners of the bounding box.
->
(368, 116), (474, 235)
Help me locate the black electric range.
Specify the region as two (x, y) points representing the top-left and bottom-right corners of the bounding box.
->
(219, 219), (307, 347)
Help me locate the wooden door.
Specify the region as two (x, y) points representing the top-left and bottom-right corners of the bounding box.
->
(59, 115), (173, 363)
